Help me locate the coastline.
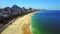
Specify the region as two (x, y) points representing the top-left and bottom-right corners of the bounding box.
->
(1, 12), (36, 34)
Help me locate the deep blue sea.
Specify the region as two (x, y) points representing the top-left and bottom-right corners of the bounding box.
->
(31, 10), (60, 34)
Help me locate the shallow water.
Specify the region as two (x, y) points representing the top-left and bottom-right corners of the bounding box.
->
(31, 10), (60, 34)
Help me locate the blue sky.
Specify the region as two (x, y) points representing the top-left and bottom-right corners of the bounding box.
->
(0, 0), (60, 10)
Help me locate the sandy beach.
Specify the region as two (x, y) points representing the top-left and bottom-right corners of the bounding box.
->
(1, 12), (36, 34)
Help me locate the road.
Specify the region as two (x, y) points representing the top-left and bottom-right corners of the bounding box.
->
(1, 12), (36, 34)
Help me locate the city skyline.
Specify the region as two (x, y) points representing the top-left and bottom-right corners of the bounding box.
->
(0, 0), (60, 10)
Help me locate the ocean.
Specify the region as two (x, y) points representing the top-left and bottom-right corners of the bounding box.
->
(31, 10), (60, 34)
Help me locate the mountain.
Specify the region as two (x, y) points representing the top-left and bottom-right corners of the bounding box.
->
(11, 5), (22, 16)
(0, 5), (34, 17)
(12, 5), (21, 10)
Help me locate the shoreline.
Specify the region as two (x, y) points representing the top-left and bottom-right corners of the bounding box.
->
(1, 12), (36, 34)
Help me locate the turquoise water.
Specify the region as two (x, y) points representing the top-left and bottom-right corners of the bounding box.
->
(31, 10), (60, 34)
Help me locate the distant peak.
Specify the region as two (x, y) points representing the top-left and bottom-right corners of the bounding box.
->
(12, 5), (19, 7)
(13, 5), (18, 6)
(4, 7), (10, 9)
(11, 5), (22, 9)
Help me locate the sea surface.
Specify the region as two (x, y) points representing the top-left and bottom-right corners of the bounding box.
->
(31, 10), (60, 34)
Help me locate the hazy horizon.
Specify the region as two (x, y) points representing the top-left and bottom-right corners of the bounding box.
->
(0, 0), (60, 10)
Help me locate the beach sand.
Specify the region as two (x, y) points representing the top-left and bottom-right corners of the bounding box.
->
(1, 12), (35, 34)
